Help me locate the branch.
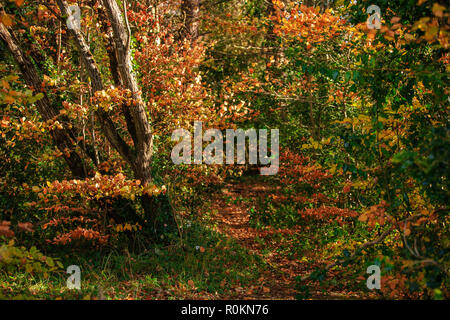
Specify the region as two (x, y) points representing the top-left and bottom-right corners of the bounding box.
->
(122, 0), (131, 53)
(55, 0), (135, 166)
(299, 226), (394, 282)
(0, 22), (88, 178)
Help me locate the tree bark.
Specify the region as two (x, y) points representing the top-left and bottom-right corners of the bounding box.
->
(96, 1), (138, 145)
(56, 0), (157, 222)
(181, 0), (200, 41)
(0, 23), (88, 178)
(56, 0), (138, 170)
(100, 0), (154, 186)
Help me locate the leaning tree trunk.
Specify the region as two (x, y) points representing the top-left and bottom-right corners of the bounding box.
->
(56, 0), (156, 222)
(0, 23), (88, 178)
(181, 0), (200, 41)
(100, 0), (154, 186)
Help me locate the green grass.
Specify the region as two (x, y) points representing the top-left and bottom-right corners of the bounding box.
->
(0, 220), (265, 300)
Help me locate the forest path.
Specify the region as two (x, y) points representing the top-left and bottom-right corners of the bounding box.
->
(208, 177), (368, 300)
(209, 178), (305, 299)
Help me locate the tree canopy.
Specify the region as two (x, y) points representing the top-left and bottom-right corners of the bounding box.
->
(0, 0), (448, 300)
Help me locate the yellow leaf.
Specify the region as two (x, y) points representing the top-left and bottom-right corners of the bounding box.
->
(404, 33), (415, 41)
(25, 263), (33, 273)
(329, 164), (337, 174)
(414, 17), (430, 32)
(424, 26), (438, 41)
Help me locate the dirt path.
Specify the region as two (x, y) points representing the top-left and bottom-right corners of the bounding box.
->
(210, 179), (305, 299)
(209, 178), (370, 300)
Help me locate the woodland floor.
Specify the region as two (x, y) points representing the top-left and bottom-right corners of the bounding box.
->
(207, 178), (368, 300)
(1, 177), (373, 300)
(210, 180), (299, 299)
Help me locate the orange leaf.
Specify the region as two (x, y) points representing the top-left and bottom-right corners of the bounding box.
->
(358, 214), (368, 222)
(432, 3), (445, 18)
(1, 13), (14, 27)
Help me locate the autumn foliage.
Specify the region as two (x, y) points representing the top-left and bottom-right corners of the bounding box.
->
(0, 0), (448, 300)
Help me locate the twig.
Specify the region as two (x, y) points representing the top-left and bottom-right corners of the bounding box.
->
(299, 225), (394, 282)
(122, 0), (131, 52)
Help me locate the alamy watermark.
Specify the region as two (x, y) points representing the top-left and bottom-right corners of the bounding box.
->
(66, 4), (81, 30)
(171, 121), (279, 175)
(66, 265), (81, 290)
(366, 265), (381, 290)
(367, 5), (382, 30)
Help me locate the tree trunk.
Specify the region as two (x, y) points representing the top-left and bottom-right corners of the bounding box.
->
(0, 23), (88, 178)
(57, 0), (156, 221)
(100, 0), (154, 186)
(181, 0), (200, 41)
